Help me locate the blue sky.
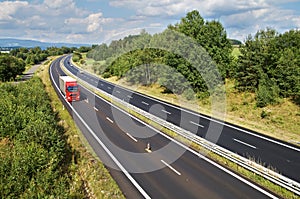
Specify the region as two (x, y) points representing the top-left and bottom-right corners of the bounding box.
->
(0, 0), (300, 44)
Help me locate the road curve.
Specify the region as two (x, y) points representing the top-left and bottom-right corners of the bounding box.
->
(51, 56), (278, 199)
(63, 55), (300, 183)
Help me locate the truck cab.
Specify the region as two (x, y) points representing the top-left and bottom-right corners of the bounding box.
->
(59, 76), (80, 102)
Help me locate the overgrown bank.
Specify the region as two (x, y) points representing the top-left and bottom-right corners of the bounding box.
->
(0, 77), (83, 198)
(0, 60), (125, 198)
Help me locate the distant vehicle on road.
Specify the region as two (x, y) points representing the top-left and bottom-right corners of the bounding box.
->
(59, 76), (80, 102)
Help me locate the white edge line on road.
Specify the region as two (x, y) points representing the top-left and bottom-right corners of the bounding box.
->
(66, 58), (280, 199)
(233, 138), (257, 149)
(106, 117), (114, 123)
(74, 58), (299, 153)
(50, 61), (151, 199)
(62, 56), (279, 198)
(199, 153), (279, 199)
(156, 100), (300, 152)
(161, 160), (181, 176)
(87, 80), (279, 199)
(189, 121), (204, 128)
(126, 133), (138, 142)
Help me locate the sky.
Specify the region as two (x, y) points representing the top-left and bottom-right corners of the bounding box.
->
(0, 0), (300, 44)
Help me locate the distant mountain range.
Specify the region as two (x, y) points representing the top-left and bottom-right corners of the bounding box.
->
(0, 38), (91, 50)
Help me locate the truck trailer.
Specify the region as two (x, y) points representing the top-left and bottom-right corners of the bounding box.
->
(59, 76), (80, 102)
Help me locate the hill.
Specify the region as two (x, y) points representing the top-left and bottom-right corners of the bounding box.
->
(0, 38), (90, 50)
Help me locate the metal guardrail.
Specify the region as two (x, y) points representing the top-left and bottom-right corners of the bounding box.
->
(61, 58), (300, 196)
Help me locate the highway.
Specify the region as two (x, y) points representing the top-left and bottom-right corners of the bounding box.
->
(50, 56), (279, 198)
(62, 55), (300, 183)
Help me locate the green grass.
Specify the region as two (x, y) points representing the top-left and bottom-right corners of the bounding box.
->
(232, 47), (241, 58)
(38, 57), (125, 199)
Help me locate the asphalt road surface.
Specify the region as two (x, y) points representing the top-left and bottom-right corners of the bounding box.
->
(50, 56), (279, 199)
(63, 55), (300, 183)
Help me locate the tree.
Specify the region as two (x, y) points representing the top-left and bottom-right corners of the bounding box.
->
(236, 28), (278, 91)
(72, 52), (82, 62)
(256, 75), (279, 107)
(0, 55), (25, 81)
(169, 10), (205, 39)
(169, 10), (233, 79)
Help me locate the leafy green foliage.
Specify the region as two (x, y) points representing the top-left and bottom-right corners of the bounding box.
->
(256, 75), (279, 107)
(72, 51), (82, 62)
(0, 77), (79, 198)
(85, 10), (300, 107)
(1, 46), (80, 82)
(169, 10), (234, 78)
(86, 11), (233, 98)
(0, 55), (25, 81)
(236, 28), (300, 106)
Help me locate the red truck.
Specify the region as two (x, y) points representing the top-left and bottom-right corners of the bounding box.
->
(59, 76), (80, 102)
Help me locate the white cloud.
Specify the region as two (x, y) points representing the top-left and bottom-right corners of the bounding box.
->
(87, 13), (104, 32)
(0, 1), (29, 20)
(44, 0), (74, 9)
(110, 0), (300, 41)
(0, 0), (114, 43)
(0, 0), (299, 43)
(65, 12), (114, 33)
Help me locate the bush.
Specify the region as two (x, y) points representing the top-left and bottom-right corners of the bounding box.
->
(183, 88), (195, 100)
(261, 110), (271, 119)
(256, 76), (279, 108)
(0, 77), (77, 198)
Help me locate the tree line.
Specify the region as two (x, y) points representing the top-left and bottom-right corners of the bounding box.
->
(236, 28), (300, 106)
(87, 10), (300, 106)
(0, 77), (84, 198)
(87, 11), (233, 98)
(0, 46), (92, 82)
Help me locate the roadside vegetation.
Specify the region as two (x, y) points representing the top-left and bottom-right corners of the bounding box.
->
(0, 77), (84, 198)
(0, 45), (92, 82)
(78, 10), (300, 145)
(0, 45), (124, 198)
(1, 8), (299, 199)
